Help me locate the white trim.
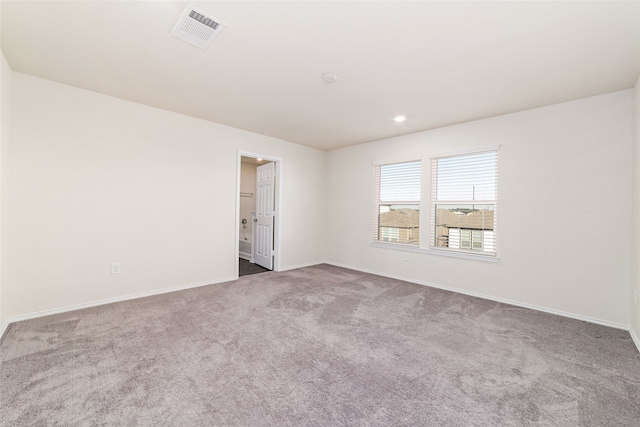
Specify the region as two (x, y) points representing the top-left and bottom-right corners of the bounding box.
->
(2, 264), (637, 354)
(237, 151), (283, 273)
(278, 261), (323, 272)
(5, 276), (235, 325)
(0, 321), (10, 342)
(370, 241), (500, 263)
(428, 147), (499, 259)
(631, 327), (640, 354)
(326, 261), (628, 331)
(372, 156), (422, 167)
(430, 144), (501, 160)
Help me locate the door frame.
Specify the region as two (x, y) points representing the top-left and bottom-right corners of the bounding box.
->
(235, 150), (282, 278)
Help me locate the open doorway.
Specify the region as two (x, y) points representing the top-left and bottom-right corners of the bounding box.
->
(236, 152), (281, 278)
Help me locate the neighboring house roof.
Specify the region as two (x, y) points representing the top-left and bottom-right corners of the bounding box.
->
(437, 209), (494, 230)
(379, 208), (494, 230)
(379, 209), (419, 229)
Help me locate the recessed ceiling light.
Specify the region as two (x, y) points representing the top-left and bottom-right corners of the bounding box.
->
(394, 115), (406, 123)
(322, 73), (338, 84)
(257, 158), (263, 162)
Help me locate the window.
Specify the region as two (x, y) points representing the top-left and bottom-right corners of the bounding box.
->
(371, 148), (498, 260)
(449, 229), (486, 250)
(430, 150), (498, 256)
(373, 161), (421, 245)
(380, 227), (400, 242)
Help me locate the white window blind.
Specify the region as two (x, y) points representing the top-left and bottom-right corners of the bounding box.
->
(373, 160), (421, 245)
(430, 150), (498, 255)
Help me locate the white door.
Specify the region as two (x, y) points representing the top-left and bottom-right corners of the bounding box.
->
(254, 162), (275, 270)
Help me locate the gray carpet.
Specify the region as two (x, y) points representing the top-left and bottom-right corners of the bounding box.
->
(1, 264), (639, 426)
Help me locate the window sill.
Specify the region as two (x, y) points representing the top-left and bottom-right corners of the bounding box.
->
(369, 241), (500, 263)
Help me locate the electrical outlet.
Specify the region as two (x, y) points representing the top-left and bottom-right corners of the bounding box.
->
(111, 262), (121, 275)
(403, 252), (410, 261)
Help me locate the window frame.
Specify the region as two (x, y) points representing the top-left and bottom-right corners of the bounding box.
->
(370, 146), (500, 263)
(372, 159), (422, 246)
(429, 147), (499, 257)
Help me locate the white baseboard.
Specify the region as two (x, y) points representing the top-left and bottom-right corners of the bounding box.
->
(5, 276), (236, 326)
(278, 261), (324, 272)
(239, 252), (251, 261)
(3, 263), (321, 328)
(630, 327), (640, 354)
(5, 262), (639, 355)
(326, 262), (629, 331)
(0, 321), (10, 342)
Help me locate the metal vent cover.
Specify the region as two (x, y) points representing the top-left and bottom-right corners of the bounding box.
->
(171, 6), (226, 49)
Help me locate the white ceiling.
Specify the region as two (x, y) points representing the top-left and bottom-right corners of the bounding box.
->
(2, 1), (639, 151)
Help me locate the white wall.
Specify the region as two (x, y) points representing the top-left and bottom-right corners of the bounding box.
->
(0, 50), (12, 331)
(3, 69), (637, 336)
(326, 90), (633, 327)
(4, 72), (326, 321)
(632, 76), (640, 344)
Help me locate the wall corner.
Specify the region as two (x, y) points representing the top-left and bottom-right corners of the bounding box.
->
(631, 75), (640, 351)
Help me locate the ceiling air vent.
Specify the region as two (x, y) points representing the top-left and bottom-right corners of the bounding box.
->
(171, 6), (226, 49)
